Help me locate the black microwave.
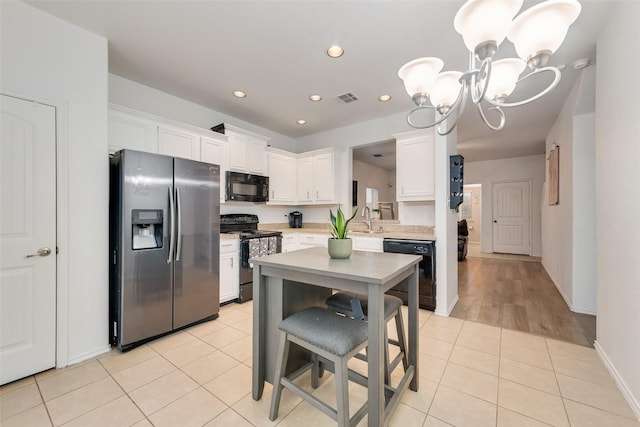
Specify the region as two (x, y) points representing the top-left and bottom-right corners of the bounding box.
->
(225, 171), (269, 202)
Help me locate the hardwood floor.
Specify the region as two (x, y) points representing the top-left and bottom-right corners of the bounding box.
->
(450, 255), (596, 347)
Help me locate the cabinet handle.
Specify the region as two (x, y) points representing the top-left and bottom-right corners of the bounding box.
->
(231, 258), (234, 268)
(307, 191), (310, 199)
(316, 190), (319, 198)
(222, 243), (233, 247)
(271, 190), (274, 198)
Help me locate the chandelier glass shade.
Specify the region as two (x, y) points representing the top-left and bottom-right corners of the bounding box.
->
(398, 0), (582, 134)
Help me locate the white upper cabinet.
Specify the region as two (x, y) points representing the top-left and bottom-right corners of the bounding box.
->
(216, 124), (269, 176)
(297, 149), (338, 205)
(395, 129), (435, 201)
(200, 135), (227, 203)
(108, 107), (158, 154)
(267, 149), (297, 204)
(158, 124), (200, 160)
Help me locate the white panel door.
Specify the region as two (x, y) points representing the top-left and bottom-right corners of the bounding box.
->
(492, 181), (531, 255)
(1, 95), (56, 385)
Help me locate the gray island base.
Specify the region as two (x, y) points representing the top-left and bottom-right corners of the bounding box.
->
(251, 247), (422, 426)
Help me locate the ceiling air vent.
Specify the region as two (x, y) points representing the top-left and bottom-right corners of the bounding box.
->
(337, 92), (358, 103)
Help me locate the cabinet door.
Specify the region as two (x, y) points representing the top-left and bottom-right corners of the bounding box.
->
(268, 152), (297, 203)
(298, 233), (328, 248)
(297, 157), (313, 203)
(108, 109), (157, 154)
(201, 136), (226, 204)
(226, 131), (249, 172)
(158, 125), (200, 160)
(248, 138), (268, 175)
(313, 153), (334, 202)
(396, 135), (435, 201)
(281, 234), (300, 252)
(353, 236), (383, 252)
(219, 241), (239, 303)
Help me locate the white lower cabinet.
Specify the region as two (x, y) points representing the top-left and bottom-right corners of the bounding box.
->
(219, 239), (239, 304)
(281, 234), (299, 253)
(352, 236), (383, 252)
(297, 233), (329, 249)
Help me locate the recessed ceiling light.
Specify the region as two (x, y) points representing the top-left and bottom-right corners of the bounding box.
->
(326, 45), (344, 58)
(309, 94), (322, 102)
(296, 119), (307, 125)
(378, 95), (392, 102)
(233, 90), (246, 98)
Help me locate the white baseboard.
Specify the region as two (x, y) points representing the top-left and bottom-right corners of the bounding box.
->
(447, 295), (459, 316)
(62, 344), (111, 368)
(594, 340), (640, 421)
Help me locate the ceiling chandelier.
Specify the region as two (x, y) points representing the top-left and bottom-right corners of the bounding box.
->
(398, 0), (582, 135)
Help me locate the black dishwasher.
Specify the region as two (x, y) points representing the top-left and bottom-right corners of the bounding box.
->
(383, 238), (436, 311)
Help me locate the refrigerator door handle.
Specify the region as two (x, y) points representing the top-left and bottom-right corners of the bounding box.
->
(168, 186), (175, 264)
(176, 186), (182, 262)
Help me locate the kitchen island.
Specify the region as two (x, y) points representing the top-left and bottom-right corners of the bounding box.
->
(251, 247), (422, 426)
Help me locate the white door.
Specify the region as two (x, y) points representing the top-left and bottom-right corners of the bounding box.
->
(1, 95), (56, 385)
(492, 180), (531, 255)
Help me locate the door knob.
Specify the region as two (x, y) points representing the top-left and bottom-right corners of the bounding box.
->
(493, 220), (497, 223)
(26, 247), (52, 258)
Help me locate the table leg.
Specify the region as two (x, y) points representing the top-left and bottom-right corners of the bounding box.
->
(408, 264), (419, 391)
(367, 284), (384, 426)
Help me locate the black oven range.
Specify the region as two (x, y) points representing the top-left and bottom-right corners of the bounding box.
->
(220, 214), (282, 303)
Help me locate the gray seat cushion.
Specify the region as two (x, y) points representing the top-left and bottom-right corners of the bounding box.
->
(326, 292), (403, 319)
(279, 307), (368, 357)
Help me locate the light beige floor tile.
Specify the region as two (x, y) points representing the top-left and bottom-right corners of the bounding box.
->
(400, 377), (438, 413)
(460, 321), (501, 340)
(132, 418), (153, 427)
(501, 329), (547, 351)
(456, 332), (500, 356)
(420, 336), (454, 361)
(0, 404), (52, 427)
(61, 395), (145, 427)
(496, 407), (551, 427)
(161, 338), (216, 367)
(231, 318), (253, 336)
(200, 326), (248, 349)
(38, 360), (108, 401)
(46, 377), (124, 426)
(97, 344), (158, 374)
(181, 349), (242, 385)
(204, 408), (253, 426)
(233, 301), (254, 315)
(441, 362), (499, 404)
(112, 355), (176, 392)
(500, 342), (552, 371)
(217, 306), (251, 326)
(556, 373), (636, 419)
(34, 358), (95, 382)
(425, 314), (464, 331)
(388, 402), (427, 426)
(219, 335), (253, 362)
(147, 331), (196, 354)
(423, 415), (455, 426)
(148, 387), (226, 427)
(0, 382), (43, 420)
(550, 353), (616, 388)
(128, 370), (199, 416)
(231, 382), (302, 427)
(0, 376), (35, 395)
(418, 353), (448, 383)
(204, 363), (252, 406)
(420, 324), (460, 344)
(498, 379), (569, 427)
(499, 358), (559, 395)
(185, 318), (228, 338)
(428, 385), (497, 427)
(563, 398), (640, 427)
(449, 345), (499, 376)
(546, 338), (599, 363)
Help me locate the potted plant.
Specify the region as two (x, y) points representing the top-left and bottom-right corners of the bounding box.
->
(328, 205), (358, 259)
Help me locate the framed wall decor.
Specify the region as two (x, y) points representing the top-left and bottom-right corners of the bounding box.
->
(548, 145), (559, 205)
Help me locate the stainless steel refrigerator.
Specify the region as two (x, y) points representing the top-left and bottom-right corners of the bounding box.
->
(109, 149), (220, 350)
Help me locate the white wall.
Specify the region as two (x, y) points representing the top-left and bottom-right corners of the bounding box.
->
(465, 155), (545, 256)
(595, 2), (640, 418)
(1, 0), (109, 364)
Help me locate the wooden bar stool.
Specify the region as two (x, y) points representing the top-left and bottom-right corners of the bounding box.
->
(325, 292), (408, 385)
(269, 307), (369, 427)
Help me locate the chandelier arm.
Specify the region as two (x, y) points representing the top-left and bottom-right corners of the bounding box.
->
(407, 83), (467, 130)
(470, 58), (492, 105)
(486, 66), (562, 108)
(477, 104), (505, 131)
(436, 83), (470, 135)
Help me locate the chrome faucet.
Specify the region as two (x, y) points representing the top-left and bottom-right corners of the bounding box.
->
(362, 206), (371, 231)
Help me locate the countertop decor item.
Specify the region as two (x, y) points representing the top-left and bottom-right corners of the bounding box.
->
(328, 206), (358, 259)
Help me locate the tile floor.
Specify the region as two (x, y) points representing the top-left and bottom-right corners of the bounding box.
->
(1, 302), (638, 426)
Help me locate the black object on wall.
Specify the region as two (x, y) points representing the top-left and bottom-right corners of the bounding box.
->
(449, 154), (464, 210)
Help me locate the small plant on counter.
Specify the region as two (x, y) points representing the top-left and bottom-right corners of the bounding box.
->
(328, 205), (358, 239)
